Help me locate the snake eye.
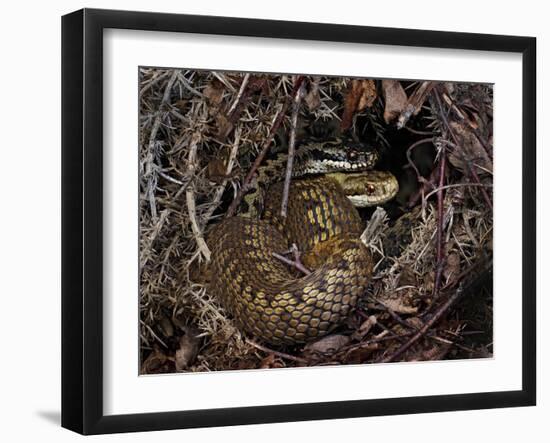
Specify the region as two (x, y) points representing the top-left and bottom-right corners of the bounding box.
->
(366, 184), (376, 195)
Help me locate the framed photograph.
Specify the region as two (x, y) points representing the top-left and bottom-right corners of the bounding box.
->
(61, 8), (536, 435)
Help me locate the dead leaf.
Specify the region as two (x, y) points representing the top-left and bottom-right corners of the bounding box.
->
(397, 265), (418, 287)
(207, 158), (228, 184)
(396, 81), (436, 129)
(377, 297), (418, 315)
(351, 315), (377, 341)
(443, 252), (461, 283)
(204, 80), (225, 111)
(448, 121), (493, 175)
(343, 343), (379, 364)
(140, 348), (173, 374)
(302, 334), (351, 356)
(215, 114), (233, 140)
(159, 315), (174, 338)
(304, 78), (322, 111)
(259, 354), (285, 369)
(174, 327), (200, 372)
(409, 341), (452, 362)
(206, 147), (237, 184)
(382, 80), (408, 124)
(341, 79), (377, 130)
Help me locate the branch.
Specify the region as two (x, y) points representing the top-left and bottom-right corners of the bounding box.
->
(280, 78), (306, 217)
(433, 147), (447, 300)
(225, 76), (306, 218)
(378, 284), (463, 363)
(405, 137), (435, 191)
(227, 73), (250, 116)
(407, 164), (440, 208)
(145, 69), (179, 220)
(272, 243), (311, 275)
(433, 88), (493, 210)
(397, 81), (436, 129)
(246, 339), (309, 364)
(439, 86), (493, 160)
(185, 134), (211, 262)
(423, 182), (492, 202)
(201, 125), (242, 228)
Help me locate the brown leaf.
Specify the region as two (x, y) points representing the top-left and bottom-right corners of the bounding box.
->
(396, 81), (435, 128)
(204, 79), (225, 110)
(203, 79), (235, 139)
(378, 297), (418, 315)
(397, 265), (418, 287)
(382, 80), (408, 124)
(304, 78), (322, 111)
(206, 149), (235, 184)
(258, 354), (285, 369)
(302, 334), (351, 357)
(448, 121), (493, 175)
(158, 315), (174, 338)
(343, 343), (379, 364)
(174, 327), (200, 372)
(140, 348), (174, 375)
(443, 252), (461, 283)
(341, 79), (377, 130)
(410, 341), (452, 362)
(215, 113), (233, 139)
(351, 315), (377, 341)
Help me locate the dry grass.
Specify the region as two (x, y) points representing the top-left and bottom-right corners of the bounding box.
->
(138, 68), (493, 373)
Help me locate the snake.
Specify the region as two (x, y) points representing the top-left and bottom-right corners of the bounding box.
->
(208, 140), (398, 346)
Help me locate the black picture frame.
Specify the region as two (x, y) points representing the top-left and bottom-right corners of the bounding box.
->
(61, 8), (536, 435)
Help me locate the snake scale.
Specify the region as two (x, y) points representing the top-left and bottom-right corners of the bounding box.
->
(208, 141), (398, 345)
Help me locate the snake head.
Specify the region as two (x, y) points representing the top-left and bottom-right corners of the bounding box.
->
(326, 170), (399, 207)
(298, 140), (380, 175)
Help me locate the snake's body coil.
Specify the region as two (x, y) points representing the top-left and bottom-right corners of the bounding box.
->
(208, 176), (374, 345)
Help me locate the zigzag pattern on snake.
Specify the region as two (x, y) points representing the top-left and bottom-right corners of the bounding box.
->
(208, 141), (398, 345)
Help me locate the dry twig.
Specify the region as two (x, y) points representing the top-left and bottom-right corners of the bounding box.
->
(145, 69), (179, 220)
(201, 126), (242, 227)
(433, 89), (493, 210)
(225, 76), (306, 218)
(185, 134), (211, 262)
(246, 339), (309, 364)
(433, 145), (447, 300)
(281, 78), (306, 217)
(378, 285), (464, 363)
(397, 81), (436, 129)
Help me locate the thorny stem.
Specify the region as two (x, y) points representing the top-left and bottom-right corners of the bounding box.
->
(186, 134), (212, 262)
(281, 78), (307, 217)
(433, 88), (493, 211)
(433, 146), (447, 301)
(145, 69), (179, 220)
(423, 182), (492, 202)
(469, 163), (493, 211)
(225, 76), (306, 218)
(200, 126), (242, 228)
(440, 86), (493, 161)
(227, 73), (250, 116)
(224, 75), (266, 136)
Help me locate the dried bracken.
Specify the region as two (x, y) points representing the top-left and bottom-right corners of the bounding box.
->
(139, 68), (493, 373)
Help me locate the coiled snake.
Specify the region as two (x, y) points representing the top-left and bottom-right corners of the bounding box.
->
(208, 141), (398, 345)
